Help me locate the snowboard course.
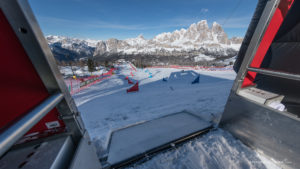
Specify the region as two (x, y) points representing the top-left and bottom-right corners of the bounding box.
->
(72, 63), (280, 169)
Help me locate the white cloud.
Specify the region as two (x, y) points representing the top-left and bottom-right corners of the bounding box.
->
(201, 8), (209, 13)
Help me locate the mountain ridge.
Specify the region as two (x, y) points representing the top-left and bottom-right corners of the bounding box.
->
(46, 20), (243, 66)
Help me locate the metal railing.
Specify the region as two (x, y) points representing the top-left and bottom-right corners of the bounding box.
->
(247, 67), (300, 82)
(0, 92), (64, 157)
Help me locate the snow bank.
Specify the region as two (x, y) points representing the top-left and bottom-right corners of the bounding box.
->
(126, 129), (280, 169)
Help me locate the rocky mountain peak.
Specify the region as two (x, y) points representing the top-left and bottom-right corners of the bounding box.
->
(94, 41), (107, 55)
(47, 20), (243, 65)
(137, 34), (145, 40)
(151, 20), (233, 45)
(189, 23), (197, 31)
(211, 22), (229, 44)
(196, 20), (209, 31)
(230, 37), (244, 44)
(211, 22), (224, 34)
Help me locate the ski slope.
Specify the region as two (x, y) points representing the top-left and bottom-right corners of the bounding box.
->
(72, 63), (280, 169)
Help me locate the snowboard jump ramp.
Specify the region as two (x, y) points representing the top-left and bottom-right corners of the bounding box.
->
(0, 0), (300, 169)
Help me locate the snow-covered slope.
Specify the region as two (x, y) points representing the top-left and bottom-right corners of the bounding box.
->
(47, 35), (98, 48)
(125, 34), (148, 46)
(73, 64), (236, 155)
(126, 129), (280, 169)
(46, 35), (96, 61)
(72, 63), (280, 169)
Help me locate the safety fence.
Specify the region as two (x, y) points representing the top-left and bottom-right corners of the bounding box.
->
(64, 68), (115, 95)
(129, 63), (137, 72)
(146, 65), (233, 71)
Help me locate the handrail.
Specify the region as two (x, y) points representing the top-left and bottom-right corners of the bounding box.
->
(247, 67), (300, 82)
(0, 92), (64, 157)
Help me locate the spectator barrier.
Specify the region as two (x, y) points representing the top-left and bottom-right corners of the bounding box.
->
(64, 68), (115, 95)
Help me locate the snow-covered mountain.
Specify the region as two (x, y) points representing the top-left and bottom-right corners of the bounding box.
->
(46, 20), (243, 66)
(46, 35), (97, 61)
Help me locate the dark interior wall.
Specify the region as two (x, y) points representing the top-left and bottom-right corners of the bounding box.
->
(260, 0), (300, 72)
(255, 74), (300, 116)
(255, 0), (300, 116)
(260, 42), (300, 74)
(274, 0), (300, 43)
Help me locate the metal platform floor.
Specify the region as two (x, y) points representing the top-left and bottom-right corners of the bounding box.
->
(107, 112), (212, 167)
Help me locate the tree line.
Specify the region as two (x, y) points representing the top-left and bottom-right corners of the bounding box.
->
(55, 58), (113, 73)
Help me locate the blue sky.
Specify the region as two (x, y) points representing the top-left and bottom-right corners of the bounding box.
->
(29, 0), (258, 40)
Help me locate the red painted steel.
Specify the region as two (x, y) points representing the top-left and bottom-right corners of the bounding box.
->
(127, 82), (139, 93)
(128, 79), (134, 84)
(242, 0), (295, 87)
(0, 10), (65, 141)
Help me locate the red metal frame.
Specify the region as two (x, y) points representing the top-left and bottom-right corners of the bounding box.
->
(0, 10), (65, 141)
(242, 0), (295, 87)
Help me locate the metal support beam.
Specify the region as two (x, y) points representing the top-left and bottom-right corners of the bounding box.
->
(247, 67), (300, 82)
(0, 93), (63, 157)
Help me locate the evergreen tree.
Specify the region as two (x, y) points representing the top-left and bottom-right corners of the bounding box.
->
(104, 60), (109, 68)
(87, 58), (95, 73)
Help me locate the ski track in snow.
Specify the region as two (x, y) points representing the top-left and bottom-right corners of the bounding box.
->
(72, 63), (280, 169)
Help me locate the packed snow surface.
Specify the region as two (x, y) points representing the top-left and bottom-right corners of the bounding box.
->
(108, 112), (211, 165)
(126, 129), (280, 169)
(72, 63), (280, 169)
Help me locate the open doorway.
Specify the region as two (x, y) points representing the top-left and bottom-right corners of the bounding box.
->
(26, 0), (279, 168)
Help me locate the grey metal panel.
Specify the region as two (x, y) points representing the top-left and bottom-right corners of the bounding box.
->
(50, 136), (75, 169)
(107, 112), (211, 166)
(0, 135), (74, 169)
(0, 93), (63, 157)
(0, 1), (100, 168)
(0, 0), (85, 143)
(220, 92), (300, 169)
(69, 132), (102, 169)
(220, 0), (300, 168)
